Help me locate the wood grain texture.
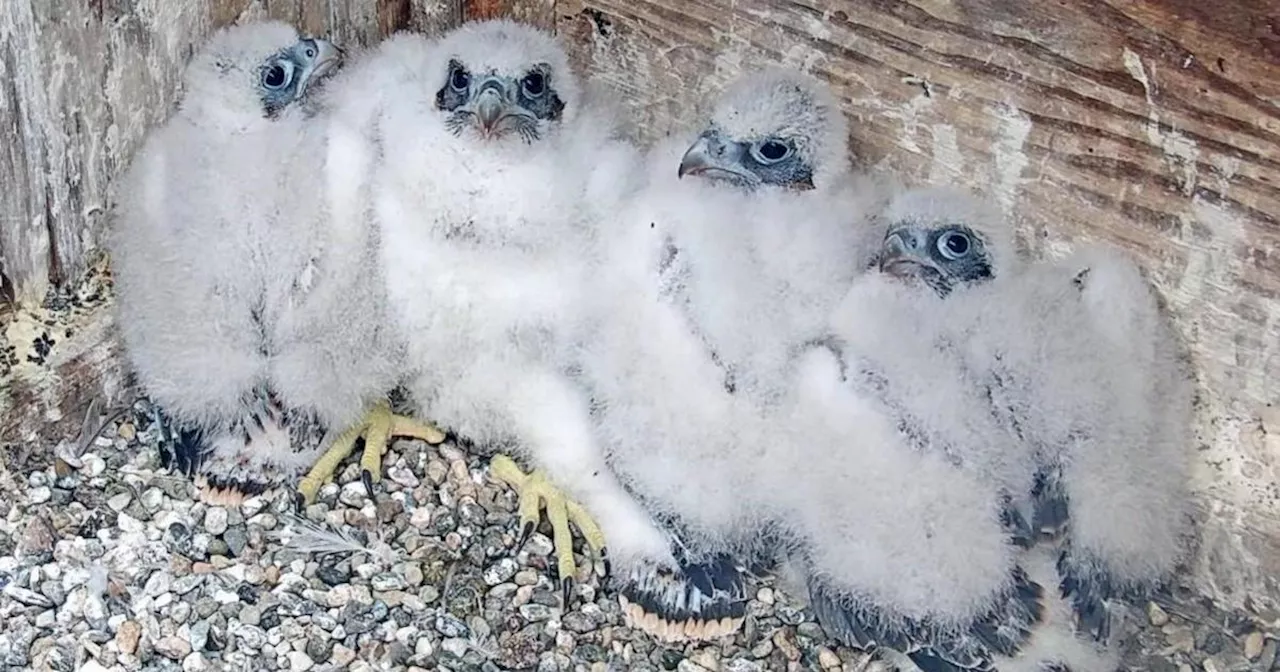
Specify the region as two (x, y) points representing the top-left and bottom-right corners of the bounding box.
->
(0, 0), (461, 307)
(465, 0), (556, 29)
(550, 0), (1280, 608)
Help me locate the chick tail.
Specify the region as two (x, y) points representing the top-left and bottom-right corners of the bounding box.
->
(618, 553), (749, 643)
(809, 564), (1049, 672)
(157, 393), (324, 507)
(807, 578), (987, 671)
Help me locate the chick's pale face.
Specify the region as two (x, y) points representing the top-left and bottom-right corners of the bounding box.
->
(256, 38), (344, 116)
(878, 221), (993, 297)
(435, 58), (565, 143)
(677, 124), (815, 192)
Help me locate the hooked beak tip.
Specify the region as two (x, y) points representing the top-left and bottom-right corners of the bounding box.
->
(677, 142), (713, 180)
(676, 162), (702, 179)
(475, 92), (506, 134)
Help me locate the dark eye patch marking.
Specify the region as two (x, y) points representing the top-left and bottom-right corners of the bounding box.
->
(517, 63), (564, 122)
(925, 225), (993, 291)
(739, 137), (813, 191)
(257, 51), (301, 118)
(436, 58), (471, 112)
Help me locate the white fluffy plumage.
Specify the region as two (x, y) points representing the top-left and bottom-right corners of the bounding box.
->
(784, 271), (1045, 671)
(791, 186), (1190, 671)
(579, 68), (890, 621)
(366, 20), (670, 565)
(111, 21), (400, 497)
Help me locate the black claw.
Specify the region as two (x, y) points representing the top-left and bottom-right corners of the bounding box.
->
(361, 469), (375, 498)
(293, 491), (305, 513)
(517, 521), (535, 548)
(600, 547), (612, 578)
(562, 577), (575, 608)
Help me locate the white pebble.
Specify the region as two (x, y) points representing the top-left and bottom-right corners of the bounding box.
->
(203, 508), (229, 536)
(331, 644), (356, 667)
(395, 626), (418, 645)
(116, 513), (145, 535)
(35, 609), (56, 628)
(409, 506), (433, 528)
(523, 534), (554, 557)
(28, 486), (52, 504)
(415, 637), (434, 657)
(183, 652), (209, 672)
(213, 589), (241, 605)
(339, 482), (367, 507)
(82, 454), (107, 477)
(241, 497), (267, 518)
(371, 573), (406, 592)
(141, 487), (166, 511)
(326, 585), (353, 609)
(144, 571), (172, 597)
(244, 565), (265, 585)
(388, 466), (419, 488)
(107, 493), (132, 512)
(247, 513), (277, 530)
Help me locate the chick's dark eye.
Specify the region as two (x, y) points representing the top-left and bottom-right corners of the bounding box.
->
(752, 139), (792, 165)
(522, 72), (545, 96)
(304, 46), (317, 59)
(262, 64), (288, 90)
(450, 68), (470, 92)
(938, 231), (971, 259)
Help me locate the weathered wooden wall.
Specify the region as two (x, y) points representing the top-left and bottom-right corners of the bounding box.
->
(0, 0), (462, 306)
(523, 0), (1280, 610)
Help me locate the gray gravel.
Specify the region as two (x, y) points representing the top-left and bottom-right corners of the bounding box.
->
(0, 270), (1275, 671)
(0, 402), (1274, 672)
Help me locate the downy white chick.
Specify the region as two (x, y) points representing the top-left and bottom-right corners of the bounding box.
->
(112, 22), (442, 507)
(112, 21), (343, 502)
(580, 67), (890, 640)
(367, 20), (670, 601)
(793, 188), (1093, 671)
(942, 242), (1194, 649)
(816, 185), (1191, 670)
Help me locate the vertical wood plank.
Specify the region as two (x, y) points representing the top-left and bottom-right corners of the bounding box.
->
(464, 0), (556, 31)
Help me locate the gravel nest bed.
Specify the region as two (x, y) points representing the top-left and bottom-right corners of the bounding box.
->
(0, 398), (1276, 672)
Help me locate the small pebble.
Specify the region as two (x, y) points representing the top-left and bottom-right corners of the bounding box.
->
(484, 558), (519, 586)
(287, 651), (314, 671)
(82, 453), (107, 477)
(107, 493), (132, 512)
(116, 620), (142, 655)
(520, 603), (554, 622)
(183, 652), (209, 672)
(203, 508), (229, 536)
(141, 487), (165, 511)
(1147, 602), (1170, 626)
(331, 645), (357, 667)
(1243, 631), (1264, 660)
(372, 573), (407, 592)
(155, 635), (193, 660)
(441, 638), (469, 658)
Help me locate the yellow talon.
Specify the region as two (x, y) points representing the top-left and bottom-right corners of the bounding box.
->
(296, 400), (446, 506)
(490, 454), (608, 593)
